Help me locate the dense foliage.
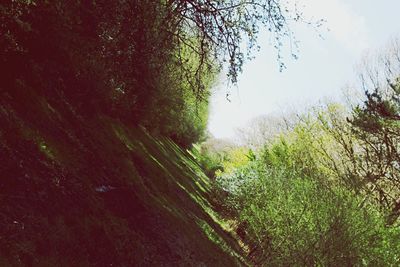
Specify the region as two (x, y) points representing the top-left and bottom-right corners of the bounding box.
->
(208, 100), (400, 265)
(350, 81), (400, 218)
(1, 0), (306, 147)
(0, 0), (210, 147)
(201, 43), (400, 265)
(3, 0), (399, 265)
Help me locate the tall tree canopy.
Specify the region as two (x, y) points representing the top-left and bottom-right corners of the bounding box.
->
(164, 0), (310, 97)
(0, 0), (312, 146)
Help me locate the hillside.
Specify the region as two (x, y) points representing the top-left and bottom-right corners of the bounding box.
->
(3, 1), (399, 266)
(0, 88), (247, 266)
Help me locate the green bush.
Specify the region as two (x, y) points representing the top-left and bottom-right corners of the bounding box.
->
(214, 140), (400, 266)
(243, 171), (398, 265)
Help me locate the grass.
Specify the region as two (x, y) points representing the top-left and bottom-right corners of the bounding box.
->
(0, 91), (248, 266)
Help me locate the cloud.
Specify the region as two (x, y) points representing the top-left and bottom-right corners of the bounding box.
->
(288, 0), (369, 52)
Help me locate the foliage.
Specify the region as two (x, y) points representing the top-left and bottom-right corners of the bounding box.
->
(217, 147), (255, 175)
(163, 0), (322, 96)
(1, 0), (314, 147)
(214, 135), (400, 265)
(191, 143), (225, 179)
(251, 97), (400, 222)
(240, 169), (399, 266)
(349, 81), (400, 216)
(0, 0), (216, 147)
(235, 113), (297, 148)
(0, 99), (246, 265)
(212, 82), (400, 264)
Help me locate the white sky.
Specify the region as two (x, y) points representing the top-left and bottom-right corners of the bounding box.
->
(208, 0), (400, 140)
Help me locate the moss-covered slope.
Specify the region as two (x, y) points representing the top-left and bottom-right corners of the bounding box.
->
(0, 89), (246, 266)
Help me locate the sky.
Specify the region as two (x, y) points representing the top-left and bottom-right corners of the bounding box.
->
(208, 0), (400, 140)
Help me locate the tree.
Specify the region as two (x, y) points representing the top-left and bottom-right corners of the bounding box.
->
(166, 0), (322, 99)
(1, 0), (315, 148)
(350, 84), (400, 223)
(236, 113), (297, 149)
(344, 40), (399, 223)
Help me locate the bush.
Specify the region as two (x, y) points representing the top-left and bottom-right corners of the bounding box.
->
(214, 140), (400, 266)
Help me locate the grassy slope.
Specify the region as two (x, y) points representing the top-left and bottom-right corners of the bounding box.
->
(0, 88), (247, 266)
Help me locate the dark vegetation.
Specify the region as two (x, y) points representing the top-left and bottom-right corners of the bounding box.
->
(1, 0), (210, 148)
(0, 111), (248, 265)
(1, 0), (399, 266)
(1, 0), (305, 147)
(0, 0), (306, 266)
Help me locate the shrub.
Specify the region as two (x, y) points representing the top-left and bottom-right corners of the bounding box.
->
(214, 142), (400, 265)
